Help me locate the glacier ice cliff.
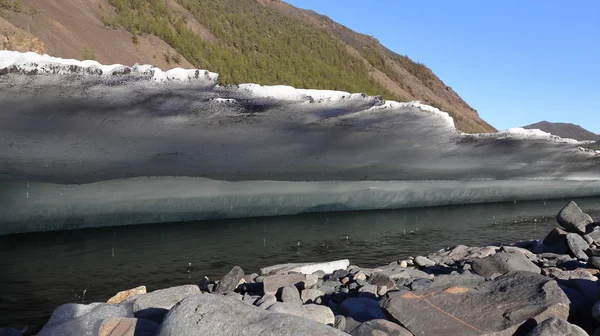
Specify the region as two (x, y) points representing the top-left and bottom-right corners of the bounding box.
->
(0, 51), (599, 234)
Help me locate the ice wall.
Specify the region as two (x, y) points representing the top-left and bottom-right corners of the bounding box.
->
(1, 51), (599, 234)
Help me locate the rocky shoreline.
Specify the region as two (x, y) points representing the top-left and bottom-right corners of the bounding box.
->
(2, 201), (600, 336)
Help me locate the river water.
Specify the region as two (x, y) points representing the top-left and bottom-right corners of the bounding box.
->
(1, 197), (599, 328)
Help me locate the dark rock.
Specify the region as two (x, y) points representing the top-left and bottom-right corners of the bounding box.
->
(381, 271), (570, 336)
(215, 266), (245, 294)
(525, 317), (588, 336)
(267, 302), (335, 325)
(368, 273), (395, 289)
(157, 294), (346, 336)
(199, 277), (210, 292)
(544, 228), (569, 246)
(133, 285), (200, 322)
(564, 278), (599, 304)
(278, 286), (302, 305)
(98, 317), (159, 336)
(37, 303), (131, 336)
(567, 233), (590, 260)
(410, 278), (432, 291)
(339, 298), (386, 322)
(0, 329), (22, 336)
(592, 301), (600, 322)
(349, 319), (412, 336)
(334, 315), (346, 330)
(589, 257), (600, 269)
(557, 201), (593, 234)
(328, 269), (350, 281)
(472, 251), (541, 280)
(431, 271), (485, 289)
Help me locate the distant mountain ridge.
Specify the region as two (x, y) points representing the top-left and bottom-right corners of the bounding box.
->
(524, 121), (600, 141)
(0, 0), (496, 133)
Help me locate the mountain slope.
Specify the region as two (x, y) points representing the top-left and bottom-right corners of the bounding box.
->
(0, 0), (496, 133)
(524, 121), (600, 141)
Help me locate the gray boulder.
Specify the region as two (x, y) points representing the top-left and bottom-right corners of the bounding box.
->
(37, 303), (131, 336)
(133, 285), (200, 322)
(544, 228), (569, 246)
(557, 201), (593, 234)
(334, 315), (346, 330)
(525, 317), (588, 336)
(267, 302), (334, 325)
(279, 286), (302, 305)
(263, 274), (307, 295)
(339, 298), (386, 322)
(157, 294), (347, 336)
(301, 288), (325, 304)
(214, 266), (245, 294)
(255, 294), (277, 309)
(472, 251), (541, 279)
(414, 256), (436, 267)
(350, 319), (412, 336)
(381, 271), (570, 336)
(567, 233), (590, 260)
(97, 317), (159, 336)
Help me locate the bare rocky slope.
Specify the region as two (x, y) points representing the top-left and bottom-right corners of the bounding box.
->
(0, 0), (496, 133)
(524, 121), (600, 141)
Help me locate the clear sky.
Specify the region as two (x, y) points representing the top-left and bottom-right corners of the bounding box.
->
(286, 0), (600, 133)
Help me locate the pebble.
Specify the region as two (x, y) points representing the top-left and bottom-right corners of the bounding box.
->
(399, 261), (408, 268)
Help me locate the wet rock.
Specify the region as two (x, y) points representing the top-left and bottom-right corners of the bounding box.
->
(215, 266), (245, 294)
(267, 302), (334, 325)
(37, 303), (131, 336)
(544, 228), (569, 246)
(98, 317), (158, 336)
(567, 233), (590, 260)
(472, 251), (541, 280)
(381, 271), (570, 336)
(557, 201), (594, 234)
(301, 288), (324, 304)
(133, 285), (200, 322)
(260, 260), (350, 275)
(157, 294), (346, 336)
(263, 274), (307, 295)
(107, 286), (147, 304)
(255, 294), (277, 309)
(525, 317), (588, 336)
(338, 298), (386, 322)
(349, 319), (412, 336)
(279, 286), (302, 305)
(415, 256), (436, 267)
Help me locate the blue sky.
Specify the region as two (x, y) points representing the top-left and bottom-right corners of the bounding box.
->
(286, 0), (600, 133)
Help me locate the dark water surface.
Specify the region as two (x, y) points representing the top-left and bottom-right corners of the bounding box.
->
(1, 197), (599, 328)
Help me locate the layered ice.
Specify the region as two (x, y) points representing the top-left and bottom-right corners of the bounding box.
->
(1, 51), (599, 234)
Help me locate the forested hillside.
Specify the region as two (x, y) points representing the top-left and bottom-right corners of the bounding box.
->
(0, 0), (497, 133)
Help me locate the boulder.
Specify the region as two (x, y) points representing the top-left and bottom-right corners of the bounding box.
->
(472, 251), (541, 280)
(368, 273), (395, 289)
(133, 285), (200, 322)
(263, 274), (307, 295)
(410, 278), (432, 291)
(260, 260), (350, 275)
(255, 294), (277, 309)
(267, 302), (334, 325)
(334, 315), (346, 330)
(339, 298), (386, 322)
(567, 233), (590, 260)
(358, 284), (378, 299)
(525, 317), (588, 336)
(37, 303), (132, 336)
(414, 256), (436, 267)
(428, 245), (498, 265)
(107, 286), (147, 304)
(279, 286), (302, 305)
(381, 271), (570, 336)
(98, 317), (158, 336)
(349, 319), (412, 336)
(301, 289), (324, 304)
(157, 294), (347, 336)
(214, 266), (245, 294)
(557, 201), (593, 234)
(544, 228), (569, 246)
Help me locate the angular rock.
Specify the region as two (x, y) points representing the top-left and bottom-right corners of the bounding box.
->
(591, 257), (600, 269)
(243, 273), (259, 283)
(260, 260), (350, 275)
(215, 266), (245, 294)
(472, 251), (541, 280)
(350, 319), (412, 336)
(415, 256), (436, 267)
(267, 302), (334, 325)
(586, 229), (600, 245)
(301, 288), (325, 304)
(339, 298), (386, 322)
(544, 228), (569, 246)
(263, 274), (307, 295)
(525, 317), (588, 336)
(98, 317), (158, 336)
(353, 272), (367, 281)
(37, 303), (132, 336)
(133, 285), (200, 322)
(381, 271), (570, 336)
(328, 269), (350, 280)
(107, 286), (147, 304)
(368, 273), (395, 289)
(255, 294), (277, 309)
(567, 233), (590, 260)
(279, 286), (302, 305)
(557, 201), (594, 234)
(157, 294), (347, 336)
